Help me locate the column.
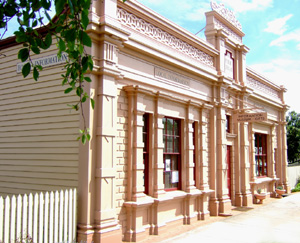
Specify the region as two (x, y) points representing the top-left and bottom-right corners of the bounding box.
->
(216, 106), (232, 214)
(240, 121), (252, 206)
(77, 77), (96, 242)
(199, 106), (212, 220)
(280, 108), (290, 192)
(93, 74), (120, 242)
(234, 107), (242, 206)
(152, 96), (167, 235)
(209, 106), (219, 216)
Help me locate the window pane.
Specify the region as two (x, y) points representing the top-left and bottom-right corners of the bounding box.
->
(167, 136), (173, 152)
(174, 136), (179, 153)
(172, 155), (178, 170)
(164, 171), (172, 189)
(167, 119), (173, 135)
(174, 120), (179, 135)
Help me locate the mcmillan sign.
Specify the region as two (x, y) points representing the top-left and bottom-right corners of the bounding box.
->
(234, 112), (267, 122)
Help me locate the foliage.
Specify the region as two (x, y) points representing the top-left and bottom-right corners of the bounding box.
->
(0, 0), (127, 144)
(291, 177), (300, 192)
(286, 111), (300, 163)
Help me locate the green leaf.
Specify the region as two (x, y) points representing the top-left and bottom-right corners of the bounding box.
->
(22, 63), (31, 78)
(90, 98), (95, 109)
(81, 9), (89, 29)
(81, 134), (87, 144)
(88, 56), (93, 71)
(76, 87), (83, 97)
(31, 46), (40, 55)
(82, 31), (92, 47)
(42, 0), (51, 10)
(64, 87), (73, 94)
(44, 11), (52, 23)
(18, 48), (29, 62)
(55, 0), (65, 15)
(44, 33), (52, 49)
(58, 38), (66, 52)
(32, 20), (38, 28)
(36, 65), (43, 71)
(33, 67), (39, 81)
(84, 77), (92, 82)
(65, 29), (76, 42)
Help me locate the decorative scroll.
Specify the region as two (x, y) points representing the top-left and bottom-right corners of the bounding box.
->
(117, 8), (214, 67)
(210, 1), (242, 31)
(247, 75), (280, 99)
(215, 19), (242, 43)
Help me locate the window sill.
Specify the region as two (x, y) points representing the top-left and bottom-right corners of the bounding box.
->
(226, 132), (237, 139)
(250, 177), (278, 185)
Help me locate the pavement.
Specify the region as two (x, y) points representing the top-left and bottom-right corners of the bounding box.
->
(142, 192), (300, 243)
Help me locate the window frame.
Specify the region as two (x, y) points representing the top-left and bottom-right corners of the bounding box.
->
(226, 115), (231, 133)
(163, 117), (181, 191)
(255, 133), (268, 177)
(143, 113), (150, 194)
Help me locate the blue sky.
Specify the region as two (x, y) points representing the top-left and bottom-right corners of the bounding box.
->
(138, 0), (300, 113)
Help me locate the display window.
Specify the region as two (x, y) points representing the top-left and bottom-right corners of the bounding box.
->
(143, 113), (149, 194)
(163, 117), (181, 190)
(255, 133), (267, 176)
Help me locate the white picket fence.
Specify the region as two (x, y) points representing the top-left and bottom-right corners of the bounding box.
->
(0, 188), (77, 243)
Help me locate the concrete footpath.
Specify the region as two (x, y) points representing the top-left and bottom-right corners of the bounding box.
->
(159, 192), (300, 243)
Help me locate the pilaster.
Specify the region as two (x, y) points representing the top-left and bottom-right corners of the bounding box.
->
(216, 106), (232, 214)
(153, 97), (166, 198)
(240, 121), (252, 206)
(209, 106), (219, 216)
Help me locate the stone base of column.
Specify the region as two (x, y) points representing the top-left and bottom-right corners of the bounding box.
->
(201, 211), (210, 220)
(235, 193), (243, 207)
(284, 183), (291, 194)
(77, 224), (94, 243)
(93, 220), (122, 243)
(218, 197), (232, 215)
(209, 197), (219, 216)
(242, 192), (253, 207)
(93, 229), (122, 243)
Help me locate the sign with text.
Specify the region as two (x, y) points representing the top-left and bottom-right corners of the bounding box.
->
(234, 112), (267, 123)
(155, 67), (190, 86)
(17, 53), (68, 73)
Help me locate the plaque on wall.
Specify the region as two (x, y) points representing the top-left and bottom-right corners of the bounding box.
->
(224, 51), (234, 79)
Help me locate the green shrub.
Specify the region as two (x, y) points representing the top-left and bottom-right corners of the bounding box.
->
(291, 182), (300, 192)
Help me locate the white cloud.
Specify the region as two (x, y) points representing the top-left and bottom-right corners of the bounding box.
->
(264, 14), (293, 35)
(250, 58), (300, 112)
(222, 0), (273, 12)
(269, 28), (300, 47)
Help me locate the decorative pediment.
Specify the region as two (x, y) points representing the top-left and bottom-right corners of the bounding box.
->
(210, 1), (242, 31)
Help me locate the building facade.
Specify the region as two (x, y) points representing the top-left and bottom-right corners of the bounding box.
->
(0, 0), (289, 242)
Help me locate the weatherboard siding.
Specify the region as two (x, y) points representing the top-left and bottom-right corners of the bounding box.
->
(0, 43), (79, 196)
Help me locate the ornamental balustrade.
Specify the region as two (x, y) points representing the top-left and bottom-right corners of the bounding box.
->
(246, 75), (280, 99)
(117, 8), (214, 67)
